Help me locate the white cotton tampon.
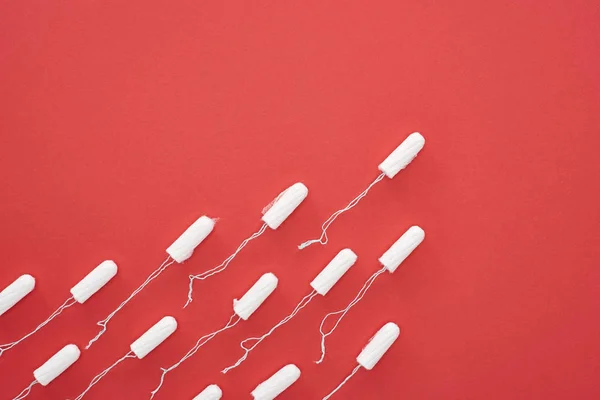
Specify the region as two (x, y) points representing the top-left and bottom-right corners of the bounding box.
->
(311, 249), (357, 296)
(167, 216), (216, 263)
(193, 384), (223, 400)
(252, 364), (301, 400)
(357, 322), (400, 370)
(70, 261), (118, 304)
(234, 273), (278, 320)
(378, 132), (425, 179)
(262, 183), (308, 230)
(34, 344), (81, 386)
(379, 226), (425, 273)
(130, 316), (178, 359)
(0, 274), (35, 317)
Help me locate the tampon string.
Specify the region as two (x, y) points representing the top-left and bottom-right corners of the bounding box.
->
(73, 351), (136, 400)
(12, 380), (38, 400)
(0, 297), (77, 357)
(222, 290), (318, 373)
(86, 256), (175, 349)
(185, 223), (268, 308)
(150, 314), (241, 399)
(298, 173), (385, 249)
(316, 265), (387, 364)
(322, 365), (361, 400)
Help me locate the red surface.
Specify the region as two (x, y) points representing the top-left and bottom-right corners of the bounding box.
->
(1, 1), (599, 399)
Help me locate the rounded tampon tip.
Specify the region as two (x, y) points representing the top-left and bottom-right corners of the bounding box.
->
(21, 274), (36, 289)
(378, 132), (425, 179)
(62, 344), (82, 360)
(339, 248), (358, 260)
(163, 316), (178, 329)
(252, 364), (301, 399)
(193, 384), (223, 400)
(0, 274), (36, 317)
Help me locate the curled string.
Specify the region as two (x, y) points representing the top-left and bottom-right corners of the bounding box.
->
(298, 173), (386, 249)
(322, 365), (361, 400)
(150, 314), (241, 399)
(86, 256), (175, 349)
(185, 223), (268, 308)
(0, 297), (77, 358)
(12, 380), (38, 400)
(222, 290), (318, 374)
(72, 351), (136, 400)
(316, 265), (387, 364)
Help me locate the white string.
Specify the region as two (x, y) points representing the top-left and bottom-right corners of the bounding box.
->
(316, 265), (387, 364)
(322, 365), (361, 400)
(185, 223), (268, 308)
(86, 256), (175, 349)
(0, 297), (77, 358)
(150, 314), (241, 399)
(222, 290), (318, 374)
(298, 173), (386, 249)
(72, 351), (136, 400)
(12, 380), (38, 400)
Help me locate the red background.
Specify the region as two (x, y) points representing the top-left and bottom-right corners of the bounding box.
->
(1, 1), (599, 399)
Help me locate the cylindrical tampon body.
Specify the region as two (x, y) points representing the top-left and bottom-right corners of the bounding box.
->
(130, 316), (177, 359)
(167, 216), (216, 263)
(234, 273), (278, 320)
(193, 384), (222, 400)
(310, 249), (357, 296)
(379, 226), (425, 273)
(252, 364), (301, 400)
(262, 183), (308, 230)
(34, 344), (81, 386)
(378, 132), (425, 179)
(0, 274), (35, 317)
(70, 261), (118, 304)
(357, 322), (400, 370)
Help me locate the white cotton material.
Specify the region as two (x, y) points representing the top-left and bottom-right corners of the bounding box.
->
(193, 384), (223, 400)
(379, 226), (425, 273)
(310, 249), (357, 296)
(33, 344), (80, 386)
(0, 274), (35, 317)
(262, 183), (308, 230)
(357, 322), (400, 370)
(378, 132), (425, 179)
(167, 216), (216, 263)
(234, 273), (278, 320)
(70, 261), (118, 304)
(252, 364), (301, 400)
(130, 316), (177, 359)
